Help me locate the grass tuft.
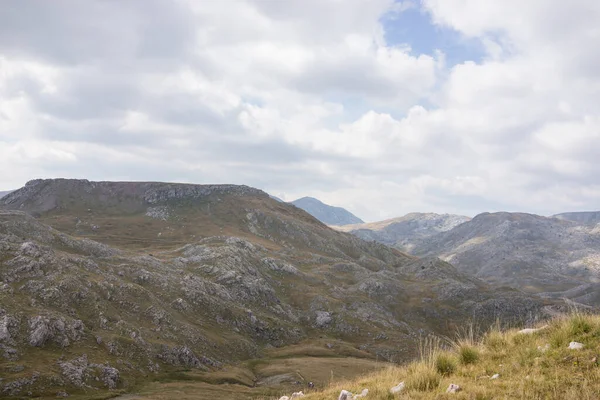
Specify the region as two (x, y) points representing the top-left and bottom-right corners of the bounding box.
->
(405, 363), (441, 392)
(435, 351), (457, 376)
(457, 344), (479, 365)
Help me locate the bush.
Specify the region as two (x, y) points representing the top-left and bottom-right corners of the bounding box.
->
(569, 315), (593, 336)
(405, 363), (441, 392)
(485, 330), (508, 351)
(435, 352), (457, 376)
(458, 344), (479, 365)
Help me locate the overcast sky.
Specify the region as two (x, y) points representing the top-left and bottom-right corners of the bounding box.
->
(1, 0), (599, 221)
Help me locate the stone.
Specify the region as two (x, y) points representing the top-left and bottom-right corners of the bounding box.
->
(569, 341), (584, 350)
(390, 381), (405, 394)
(315, 311), (332, 328)
(101, 366), (119, 389)
(490, 373), (500, 380)
(518, 325), (548, 335)
(537, 344), (550, 353)
(446, 383), (461, 393)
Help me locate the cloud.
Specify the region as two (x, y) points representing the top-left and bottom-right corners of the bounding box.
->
(0, 0), (599, 221)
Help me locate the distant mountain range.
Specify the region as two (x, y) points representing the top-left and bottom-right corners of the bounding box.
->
(290, 196), (363, 226)
(0, 190), (12, 198)
(334, 213), (470, 253)
(339, 211), (600, 306)
(553, 211), (600, 225)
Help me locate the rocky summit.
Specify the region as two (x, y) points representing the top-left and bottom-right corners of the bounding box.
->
(0, 179), (554, 398)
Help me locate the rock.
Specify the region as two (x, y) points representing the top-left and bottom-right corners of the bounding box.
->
(390, 382), (405, 393)
(279, 397), (289, 400)
(315, 311), (332, 328)
(569, 341), (584, 350)
(537, 344), (550, 353)
(490, 373), (500, 380)
(29, 316), (52, 347)
(56, 391), (69, 397)
(58, 355), (89, 387)
(446, 383), (461, 393)
(353, 389), (368, 399)
(101, 366), (119, 389)
(291, 391), (305, 398)
(518, 325), (548, 334)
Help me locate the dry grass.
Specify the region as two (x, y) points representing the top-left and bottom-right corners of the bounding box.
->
(294, 313), (600, 400)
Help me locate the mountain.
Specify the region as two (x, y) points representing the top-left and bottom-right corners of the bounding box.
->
(410, 212), (600, 304)
(290, 197), (363, 226)
(0, 190), (12, 199)
(553, 211), (600, 225)
(0, 179), (551, 398)
(334, 213), (471, 253)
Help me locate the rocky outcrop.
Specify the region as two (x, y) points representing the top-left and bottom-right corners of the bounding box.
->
(28, 316), (84, 347)
(58, 354), (120, 389)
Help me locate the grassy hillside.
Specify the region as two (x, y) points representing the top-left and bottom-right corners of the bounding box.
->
(294, 313), (600, 400)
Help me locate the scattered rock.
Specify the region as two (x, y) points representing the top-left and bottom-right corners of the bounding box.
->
(291, 391), (305, 399)
(390, 381), (405, 393)
(490, 373), (500, 380)
(338, 390), (354, 400)
(538, 344), (550, 353)
(446, 383), (461, 393)
(569, 341), (584, 350)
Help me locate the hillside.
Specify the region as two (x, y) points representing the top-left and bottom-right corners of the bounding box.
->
(294, 313), (600, 400)
(290, 197), (364, 226)
(410, 212), (600, 304)
(554, 211), (600, 226)
(333, 213), (470, 253)
(0, 190), (12, 199)
(0, 179), (552, 398)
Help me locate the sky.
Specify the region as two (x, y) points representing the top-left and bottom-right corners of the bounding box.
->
(1, 0), (599, 222)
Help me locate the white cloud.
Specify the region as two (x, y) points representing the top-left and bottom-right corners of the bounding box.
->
(0, 0), (599, 221)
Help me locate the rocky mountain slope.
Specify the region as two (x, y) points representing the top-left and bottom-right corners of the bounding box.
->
(334, 213), (470, 253)
(410, 212), (600, 304)
(290, 197), (363, 226)
(0, 179), (551, 398)
(553, 211), (600, 225)
(0, 190), (12, 199)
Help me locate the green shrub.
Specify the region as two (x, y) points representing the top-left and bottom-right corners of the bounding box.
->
(405, 363), (441, 392)
(458, 344), (479, 365)
(435, 352), (457, 376)
(485, 330), (507, 351)
(569, 315), (593, 336)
